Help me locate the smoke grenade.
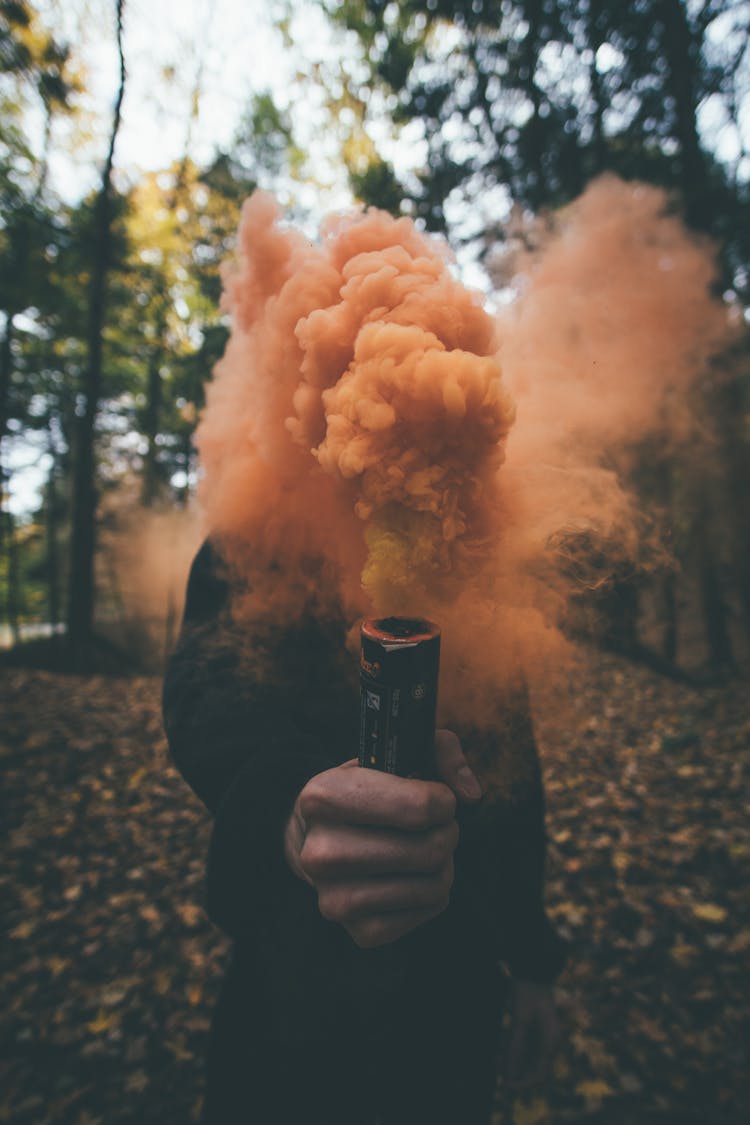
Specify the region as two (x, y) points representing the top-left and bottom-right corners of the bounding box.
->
(358, 617), (441, 779)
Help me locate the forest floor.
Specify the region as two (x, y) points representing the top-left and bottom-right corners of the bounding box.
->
(2, 651), (749, 1124)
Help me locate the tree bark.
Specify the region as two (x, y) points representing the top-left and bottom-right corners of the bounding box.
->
(0, 314), (12, 445)
(0, 314), (14, 628)
(662, 572), (678, 664)
(699, 546), (734, 670)
(519, 0), (547, 208)
(46, 459), (61, 630)
(586, 0), (608, 173)
(140, 56), (204, 508)
(66, 0), (126, 654)
(715, 348), (750, 647)
(598, 574), (641, 657)
(141, 348), (164, 506)
(653, 456), (678, 663)
(5, 508), (21, 646)
(657, 0), (711, 228)
(696, 506), (734, 670)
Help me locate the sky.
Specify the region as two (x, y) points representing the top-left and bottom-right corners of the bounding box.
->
(42, 0), (366, 212)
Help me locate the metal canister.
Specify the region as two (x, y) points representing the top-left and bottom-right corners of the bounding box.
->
(358, 616), (441, 779)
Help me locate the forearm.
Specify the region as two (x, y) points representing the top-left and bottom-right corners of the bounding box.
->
(162, 541), (337, 938)
(458, 707), (567, 984)
(205, 741), (332, 937)
(493, 798), (567, 983)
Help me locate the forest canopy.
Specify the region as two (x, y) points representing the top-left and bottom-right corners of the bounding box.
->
(0, 0), (748, 675)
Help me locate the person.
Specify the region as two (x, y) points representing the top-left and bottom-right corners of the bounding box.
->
(163, 540), (567, 1124)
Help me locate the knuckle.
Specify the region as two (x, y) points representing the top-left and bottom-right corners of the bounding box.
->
(300, 832), (333, 876)
(412, 785), (453, 827)
(317, 889), (344, 923)
(297, 779), (325, 821)
(425, 825), (455, 869)
(316, 891), (334, 921)
(440, 857), (455, 894)
(409, 789), (434, 828)
(429, 784), (455, 822)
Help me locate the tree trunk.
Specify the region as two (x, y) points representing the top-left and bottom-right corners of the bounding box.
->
(0, 314), (12, 444)
(46, 463), (61, 630)
(598, 574), (640, 657)
(67, 0), (126, 655)
(715, 352), (750, 648)
(662, 572), (678, 664)
(658, 0), (711, 229)
(698, 533), (734, 670)
(520, 0), (547, 209)
(179, 429), (193, 507)
(654, 456), (678, 663)
(0, 314), (14, 628)
(141, 349), (163, 506)
(586, 0), (608, 173)
(6, 509), (21, 646)
(140, 72), (203, 508)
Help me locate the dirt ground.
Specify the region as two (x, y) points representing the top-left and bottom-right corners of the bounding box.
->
(2, 650), (749, 1123)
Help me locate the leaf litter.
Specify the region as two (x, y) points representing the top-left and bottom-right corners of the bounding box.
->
(1, 650), (748, 1123)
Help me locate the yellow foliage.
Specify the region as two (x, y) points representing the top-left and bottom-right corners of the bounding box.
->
(575, 1078), (615, 1108)
(512, 1095), (551, 1125)
(691, 903), (728, 924)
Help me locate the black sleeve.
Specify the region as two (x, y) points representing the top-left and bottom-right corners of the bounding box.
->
(494, 789), (567, 983)
(162, 541), (335, 939)
(460, 703), (567, 984)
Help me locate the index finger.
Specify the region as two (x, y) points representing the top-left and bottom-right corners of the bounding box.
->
(299, 763), (456, 831)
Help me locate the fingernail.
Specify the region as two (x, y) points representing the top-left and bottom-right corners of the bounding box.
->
(457, 765), (482, 800)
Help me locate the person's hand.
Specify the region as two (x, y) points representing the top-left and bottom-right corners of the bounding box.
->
(503, 979), (560, 1089)
(284, 730), (482, 948)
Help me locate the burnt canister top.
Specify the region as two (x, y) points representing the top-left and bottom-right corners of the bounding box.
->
(362, 617), (440, 649)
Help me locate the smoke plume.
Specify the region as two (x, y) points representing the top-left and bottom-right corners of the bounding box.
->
(104, 501), (202, 668)
(195, 177), (732, 726)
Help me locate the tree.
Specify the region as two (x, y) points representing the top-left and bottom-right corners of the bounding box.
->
(0, 0), (77, 636)
(330, 1), (749, 289)
(116, 91), (295, 508)
(66, 0), (127, 655)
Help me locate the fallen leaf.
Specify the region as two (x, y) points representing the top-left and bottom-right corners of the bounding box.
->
(9, 920), (36, 940)
(691, 903), (728, 924)
(576, 1079), (615, 1110)
(670, 942), (698, 966)
(612, 850), (630, 874)
(177, 902), (203, 927)
(86, 1011), (118, 1036)
(512, 1096), (550, 1125)
(726, 930), (750, 954)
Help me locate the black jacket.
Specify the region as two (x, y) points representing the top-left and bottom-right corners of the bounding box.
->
(162, 541), (566, 1122)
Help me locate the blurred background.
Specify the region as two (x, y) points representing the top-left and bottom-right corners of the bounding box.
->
(1, 0), (749, 671)
(1, 1), (749, 1123)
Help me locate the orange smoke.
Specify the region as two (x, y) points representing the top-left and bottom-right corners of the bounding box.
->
(195, 177), (732, 725)
(498, 176), (727, 462)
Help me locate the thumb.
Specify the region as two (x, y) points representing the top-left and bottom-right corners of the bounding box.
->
(434, 729), (483, 803)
